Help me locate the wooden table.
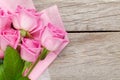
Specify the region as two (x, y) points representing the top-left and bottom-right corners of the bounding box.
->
(34, 0), (120, 80)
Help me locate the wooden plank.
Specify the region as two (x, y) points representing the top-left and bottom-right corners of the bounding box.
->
(48, 32), (120, 80)
(33, 0), (120, 31)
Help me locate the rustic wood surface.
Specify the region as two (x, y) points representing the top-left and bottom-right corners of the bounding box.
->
(49, 33), (120, 80)
(34, 0), (120, 31)
(33, 0), (120, 80)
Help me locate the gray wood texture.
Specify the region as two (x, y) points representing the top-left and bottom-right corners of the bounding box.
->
(49, 33), (120, 80)
(33, 0), (120, 80)
(34, 0), (120, 31)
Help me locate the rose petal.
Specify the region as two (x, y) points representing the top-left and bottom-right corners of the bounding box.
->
(12, 6), (41, 32)
(0, 9), (11, 31)
(12, 14), (21, 29)
(41, 26), (53, 45)
(43, 37), (64, 51)
(20, 11), (38, 31)
(0, 0), (35, 12)
(0, 29), (20, 51)
(21, 45), (39, 62)
(21, 38), (41, 62)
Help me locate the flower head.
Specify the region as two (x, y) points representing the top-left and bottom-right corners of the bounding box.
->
(12, 6), (42, 32)
(0, 29), (20, 58)
(41, 23), (67, 51)
(20, 38), (42, 62)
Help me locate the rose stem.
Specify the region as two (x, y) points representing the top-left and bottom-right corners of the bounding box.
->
(26, 48), (49, 77)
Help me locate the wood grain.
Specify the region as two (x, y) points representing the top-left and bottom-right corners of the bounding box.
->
(33, 0), (120, 31)
(48, 33), (120, 80)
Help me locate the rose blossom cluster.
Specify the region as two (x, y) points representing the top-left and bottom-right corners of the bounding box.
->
(0, 6), (67, 63)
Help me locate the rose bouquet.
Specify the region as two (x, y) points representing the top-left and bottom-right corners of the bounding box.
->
(0, 0), (69, 80)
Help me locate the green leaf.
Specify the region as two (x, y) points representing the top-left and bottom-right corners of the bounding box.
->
(18, 77), (29, 80)
(3, 46), (24, 80)
(0, 65), (5, 80)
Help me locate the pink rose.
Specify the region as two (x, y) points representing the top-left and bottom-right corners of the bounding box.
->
(0, 9), (11, 31)
(20, 38), (42, 62)
(0, 29), (20, 58)
(12, 6), (42, 32)
(41, 23), (67, 51)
